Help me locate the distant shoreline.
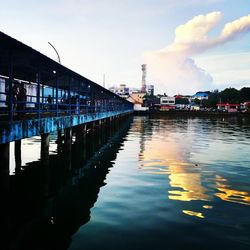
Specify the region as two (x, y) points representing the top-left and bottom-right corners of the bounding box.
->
(134, 110), (250, 118)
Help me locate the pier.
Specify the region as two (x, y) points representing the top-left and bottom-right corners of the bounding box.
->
(0, 31), (133, 176)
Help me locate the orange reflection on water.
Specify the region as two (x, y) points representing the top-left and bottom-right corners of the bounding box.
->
(183, 210), (205, 218)
(137, 121), (250, 223)
(139, 138), (211, 203)
(215, 175), (250, 205)
(168, 163), (211, 202)
(203, 205), (213, 209)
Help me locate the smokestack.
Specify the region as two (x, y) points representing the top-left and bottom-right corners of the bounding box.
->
(141, 64), (147, 92)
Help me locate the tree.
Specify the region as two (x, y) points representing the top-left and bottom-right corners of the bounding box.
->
(206, 91), (220, 107)
(239, 87), (250, 102)
(220, 88), (239, 103)
(175, 98), (189, 105)
(193, 98), (200, 105)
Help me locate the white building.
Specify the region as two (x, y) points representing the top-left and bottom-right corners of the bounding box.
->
(109, 84), (129, 96)
(160, 96), (175, 105)
(146, 85), (154, 96)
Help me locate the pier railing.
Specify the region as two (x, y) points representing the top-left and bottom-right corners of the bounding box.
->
(0, 31), (133, 123)
(0, 76), (132, 121)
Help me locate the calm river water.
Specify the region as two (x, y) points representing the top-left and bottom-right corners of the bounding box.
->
(6, 115), (250, 250)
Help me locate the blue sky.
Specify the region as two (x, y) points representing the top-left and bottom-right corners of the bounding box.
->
(1, 0), (250, 95)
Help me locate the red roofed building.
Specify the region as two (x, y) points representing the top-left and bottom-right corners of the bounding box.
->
(216, 103), (240, 112)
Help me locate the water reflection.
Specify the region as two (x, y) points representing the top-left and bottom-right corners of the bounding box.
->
(168, 163), (211, 202)
(182, 210), (205, 218)
(138, 116), (250, 219)
(215, 175), (250, 205)
(3, 117), (132, 250)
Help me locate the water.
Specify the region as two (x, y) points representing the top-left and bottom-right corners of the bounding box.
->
(5, 115), (250, 249)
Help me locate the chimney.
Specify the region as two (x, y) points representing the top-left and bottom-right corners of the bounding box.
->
(141, 64), (146, 92)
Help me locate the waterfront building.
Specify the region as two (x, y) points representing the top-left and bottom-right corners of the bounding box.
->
(146, 84), (154, 96)
(109, 84), (129, 97)
(242, 101), (250, 111)
(191, 91), (210, 101)
(160, 96), (175, 105)
(156, 96), (176, 111)
(189, 102), (200, 111)
(216, 103), (240, 112)
(127, 92), (148, 111)
(175, 95), (190, 109)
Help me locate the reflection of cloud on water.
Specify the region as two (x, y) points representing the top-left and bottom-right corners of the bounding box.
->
(215, 175), (250, 206)
(168, 164), (211, 202)
(183, 210), (204, 219)
(138, 124), (250, 219)
(138, 133), (211, 218)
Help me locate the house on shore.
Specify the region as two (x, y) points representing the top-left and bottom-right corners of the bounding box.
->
(159, 96), (175, 111)
(191, 92), (210, 101)
(127, 92), (149, 112)
(216, 103), (240, 112)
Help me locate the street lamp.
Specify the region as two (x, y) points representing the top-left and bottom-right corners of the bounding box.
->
(48, 41), (61, 64)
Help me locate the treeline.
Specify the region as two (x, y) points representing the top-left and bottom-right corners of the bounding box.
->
(200, 87), (250, 107)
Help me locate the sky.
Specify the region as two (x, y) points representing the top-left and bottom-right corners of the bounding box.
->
(0, 0), (250, 95)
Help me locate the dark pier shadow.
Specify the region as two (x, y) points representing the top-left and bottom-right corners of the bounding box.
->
(2, 117), (133, 250)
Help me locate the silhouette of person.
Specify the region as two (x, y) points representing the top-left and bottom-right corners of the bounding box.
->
(47, 95), (52, 110)
(17, 82), (26, 118)
(12, 82), (19, 112)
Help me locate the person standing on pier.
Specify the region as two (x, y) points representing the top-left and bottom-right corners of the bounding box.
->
(17, 82), (26, 118)
(12, 82), (19, 113)
(47, 95), (52, 110)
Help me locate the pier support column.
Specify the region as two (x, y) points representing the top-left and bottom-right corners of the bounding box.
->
(0, 143), (10, 173)
(92, 121), (96, 131)
(0, 143), (10, 193)
(65, 128), (72, 152)
(0, 142), (10, 242)
(41, 133), (50, 198)
(58, 130), (62, 142)
(64, 128), (72, 171)
(56, 130), (64, 154)
(15, 139), (22, 172)
(41, 133), (50, 166)
(75, 124), (86, 143)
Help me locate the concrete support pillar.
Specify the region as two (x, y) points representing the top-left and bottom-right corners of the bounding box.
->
(92, 121), (95, 131)
(41, 133), (50, 198)
(64, 128), (72, 171)
(0, 143), (10, 172)
(83, 124), (87, 135)
(106, 117), (111, 126)
(0, 143), (10, 191)
(82, 134), (87, 161)
(0, 142), (10, 241)
(75, 124), (87, 143)
(15, 139), (22, 172)
(56, 130), (63, 154)
(58, 129), (62, 141)
(86, 123), (90, 135)
(65, 127), (72, 152)
(41, 133), (50, 166)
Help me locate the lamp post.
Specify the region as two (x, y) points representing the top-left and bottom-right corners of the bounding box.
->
(48, 42), (61, 64)
(48, 42), (60, 116)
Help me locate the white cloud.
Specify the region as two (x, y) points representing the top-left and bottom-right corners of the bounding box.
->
(145, 12), (250, 95)
(221, 14), (250, 40)
(195, 52), (250, 88)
